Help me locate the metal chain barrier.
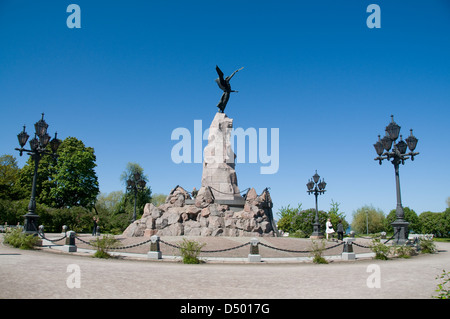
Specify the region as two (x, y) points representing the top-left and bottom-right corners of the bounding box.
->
(259, 240), (344, 253)
(159, 238), (250, 253)
(353, 229), (401, 248)
(75, 235), (154, 250)
(199, 242), (250, 253)
(109, 237), (154, 250)
(74, 235), (92, 246)
(38, 230), (67, 243)
(352, 241), (371, 249)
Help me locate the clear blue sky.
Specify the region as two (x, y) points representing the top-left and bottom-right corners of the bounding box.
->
(1, 1), (449, 223)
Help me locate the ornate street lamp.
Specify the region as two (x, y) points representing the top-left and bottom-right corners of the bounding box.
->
(373, 115), (419, 244)
(15, 113), (61, 234)
(307, 170), (327, 239)
(126, 172), (147, 223)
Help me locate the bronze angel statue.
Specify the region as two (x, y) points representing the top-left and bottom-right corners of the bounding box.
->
(215, 65), (243, 113)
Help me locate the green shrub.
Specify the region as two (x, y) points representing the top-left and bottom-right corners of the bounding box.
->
(434, 269), (450, 299)
(178, 238), (206, 264)
(370, 239), (390, 260)
(392, 245), (416, 258)
(3, 227), (39, 249)
(90, 234), (120, 259)
(419, 238), (437, 254)
(310, 239), (328, 264)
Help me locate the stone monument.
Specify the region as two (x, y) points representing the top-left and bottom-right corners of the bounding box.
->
(122, 66), (278, 237)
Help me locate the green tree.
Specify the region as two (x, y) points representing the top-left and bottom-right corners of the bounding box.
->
(292, 208), (328, 237)
(15, 137), (99, 208)
(120, 162), (152, 221)
(277, 202), (345, 237)
(50, 137), (99, 208)
(151, 193), (167, 207)
(351, 205), (385, 234)
(0, 199), (29, 225)
(419, 209), (450, 238)
(328, 199), (349, 232)
(0, 155), (22, 200)
(386, 207), (420, 233)
(16, 148), (57, 206)
(276, 204), (302, 233)
(94, 191), (130, 233)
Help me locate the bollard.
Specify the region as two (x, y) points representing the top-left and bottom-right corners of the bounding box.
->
(380, 231), (386, 239)
(147, 235), (162, 259)
(248, 238), (261, 262)
(62, 225), (67, 235)
(62, 231), (77, 252)
(35, 225), (44, 246)
(341, 237), (355, 260)
(96, 226), (100, 236)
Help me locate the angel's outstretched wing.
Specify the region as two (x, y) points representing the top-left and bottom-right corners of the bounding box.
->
(215, 65), (227, 90)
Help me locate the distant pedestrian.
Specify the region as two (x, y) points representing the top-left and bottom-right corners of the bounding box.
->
(326, 218), (335, 241)
(337, 220), (345, 241)
(92, 217), (98, 236)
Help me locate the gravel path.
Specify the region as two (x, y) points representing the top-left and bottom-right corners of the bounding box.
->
(1, 235), (449, 299)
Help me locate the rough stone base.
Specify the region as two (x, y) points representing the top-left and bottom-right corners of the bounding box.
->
(123, 186), (277, 238)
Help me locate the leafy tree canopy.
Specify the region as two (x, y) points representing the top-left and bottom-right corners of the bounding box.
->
(0, 155), (22, 200)
(351, 205), (386, 234)
(386, 207), (420, 233)
(50, 137), (99, 208)
(16, 137), (99, 208)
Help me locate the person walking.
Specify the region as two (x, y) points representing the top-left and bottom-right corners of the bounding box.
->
(326, 218), (335, 241)
(337, 220), (345, 241)
(92, 216), (98, 236)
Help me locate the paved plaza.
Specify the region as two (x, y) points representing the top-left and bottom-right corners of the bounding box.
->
(1, 234), (449, 300)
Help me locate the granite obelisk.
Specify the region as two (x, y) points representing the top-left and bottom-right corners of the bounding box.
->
(201, 112), (243, 201)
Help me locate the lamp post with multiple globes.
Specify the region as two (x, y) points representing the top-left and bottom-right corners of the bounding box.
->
(373, 115), (419, 244)
(307, 170), (327, 239)
(15, 114), (61, 234)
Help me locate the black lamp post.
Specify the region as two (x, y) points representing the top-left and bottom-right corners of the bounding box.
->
(307, 170), (327, 239)
(373, 115), (419, 244)
(15, 113), (61, 234)
(126, 172), (147, 223)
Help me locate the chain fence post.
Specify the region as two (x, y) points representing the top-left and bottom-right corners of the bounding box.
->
(35, 225), (44, 246)
(342, 237), (355, 260)
(62, 230), (77, 252)
(248, 238), (261, 262)
(147, 235), (162, 260)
